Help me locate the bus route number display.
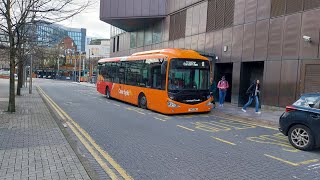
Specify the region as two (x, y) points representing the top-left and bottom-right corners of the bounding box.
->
(182, 61), (205, 67)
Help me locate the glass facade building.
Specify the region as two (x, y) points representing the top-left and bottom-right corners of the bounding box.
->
(65, 28), (86, 52)
(31, 21), (86, 51)
(34, 21), (68, 47)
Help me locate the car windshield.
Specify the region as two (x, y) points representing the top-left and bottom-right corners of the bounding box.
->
(168, 59), (210, 92)
(293, 95), (320, 109)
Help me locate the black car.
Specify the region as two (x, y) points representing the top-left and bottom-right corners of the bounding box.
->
(279, 93), (320, 151)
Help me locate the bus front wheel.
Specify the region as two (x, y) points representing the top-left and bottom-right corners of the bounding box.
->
(138, 94), (147, 109)
(105, 87), (111, 99)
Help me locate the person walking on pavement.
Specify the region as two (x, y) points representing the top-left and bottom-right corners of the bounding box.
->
(242, 79), (261, 114)
(217, 76), (229, 107)
(209, 77), (217, 108)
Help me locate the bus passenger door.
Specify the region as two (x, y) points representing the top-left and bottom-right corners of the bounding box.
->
(147, 64), (167, 111)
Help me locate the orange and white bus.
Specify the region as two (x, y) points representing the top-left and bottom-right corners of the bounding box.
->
(97, 48), (212, 114)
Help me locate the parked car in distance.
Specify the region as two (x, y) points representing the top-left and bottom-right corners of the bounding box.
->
(279, 93), (320, 151)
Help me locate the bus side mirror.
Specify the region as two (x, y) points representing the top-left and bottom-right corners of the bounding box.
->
(161, 61), (167, 75)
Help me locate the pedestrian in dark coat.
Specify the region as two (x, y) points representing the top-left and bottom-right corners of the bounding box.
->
(209, 77), (217, 108)
(241, 80), (261, 114)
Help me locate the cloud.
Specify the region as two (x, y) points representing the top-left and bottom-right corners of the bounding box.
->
(58, 0), (110, 39)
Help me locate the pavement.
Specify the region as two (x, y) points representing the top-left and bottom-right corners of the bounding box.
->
(0, 79), (91, 180)
(212, 103), (283, 127)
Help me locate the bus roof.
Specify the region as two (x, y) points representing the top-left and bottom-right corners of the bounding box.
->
(98, 48), (208, 63)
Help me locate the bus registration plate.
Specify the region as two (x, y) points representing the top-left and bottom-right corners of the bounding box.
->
(188, 108), (198, 112)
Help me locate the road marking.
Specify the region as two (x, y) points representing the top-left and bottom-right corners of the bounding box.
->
(211, 136), (236, 146)
(37, 86), (133, 180)
(177, 125), (195, 132)
(308, 163), (320, 168)
(67, 121), (119, 180)
(126, 107), (145, 115)
(264, 154), (299, 166)
(264, 154), (318, 167)
(106, 101), (111, 104)
(153, 117), (166, 122)
(210, 114), (277, 130)
(38, 88), (119, 179)
(157, 114), (171, 119)
(308, 163), (320, 170)
(247, 133), (299, 152)
(113, 103), (121, 107)
(300, 159), (319, 165)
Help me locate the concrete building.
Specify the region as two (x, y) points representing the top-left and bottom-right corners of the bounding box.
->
(86, 39), (111, 59)
(100, 0), (320, 108)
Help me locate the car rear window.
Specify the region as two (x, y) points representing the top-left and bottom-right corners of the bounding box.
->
(293, 95), (320, 109)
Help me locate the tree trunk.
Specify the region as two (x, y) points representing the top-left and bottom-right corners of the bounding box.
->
(17, 60), (23, 96)
(8, 48), (16, 112)
(7, 0), (16, 113)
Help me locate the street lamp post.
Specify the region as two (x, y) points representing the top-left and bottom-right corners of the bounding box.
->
(89, 49), (91, 83)
(57, 42), (64, 79)
(73, 51), (77, 82)
(78, 52), (81, 83)
(29, 53), (32, 94)
(82, 52), (85, 82)
(88, 49), (94, 84)
(57, 55), (60, 79)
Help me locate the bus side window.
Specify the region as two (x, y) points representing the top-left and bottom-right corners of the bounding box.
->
(105, 63), (112, 82)
(119, 62), (125, 84)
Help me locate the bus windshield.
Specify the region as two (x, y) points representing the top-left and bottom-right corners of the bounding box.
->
(168, 59), (210, 92)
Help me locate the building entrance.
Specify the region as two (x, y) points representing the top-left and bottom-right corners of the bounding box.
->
(239, 61), (264, 106)
(214, 63), (233, 103)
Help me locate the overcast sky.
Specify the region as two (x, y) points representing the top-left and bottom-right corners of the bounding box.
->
(58, 0), (111, 39)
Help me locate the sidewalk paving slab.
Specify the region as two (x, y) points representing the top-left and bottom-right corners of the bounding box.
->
(0, 79), (91, 180)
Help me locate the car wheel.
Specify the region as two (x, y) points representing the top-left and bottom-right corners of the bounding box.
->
(288, 125), (315, 151)
(138, 94), (147, 109)
(105, 87), (111, 99)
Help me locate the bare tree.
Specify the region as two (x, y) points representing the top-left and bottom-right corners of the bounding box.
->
(0, 0), (90, 112)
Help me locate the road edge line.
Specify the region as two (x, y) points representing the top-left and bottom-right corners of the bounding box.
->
(38, 86), (133, 180)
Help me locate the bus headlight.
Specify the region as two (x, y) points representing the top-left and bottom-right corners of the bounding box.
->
(167, 101), (180, 108)
(206, 102), (212, 106)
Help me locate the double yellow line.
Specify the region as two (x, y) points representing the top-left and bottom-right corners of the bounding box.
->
(37, 86), (133, 180)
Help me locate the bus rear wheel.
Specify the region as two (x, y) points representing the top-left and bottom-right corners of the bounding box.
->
(105, 87), (111, 99)
(138, 94), (147, 109)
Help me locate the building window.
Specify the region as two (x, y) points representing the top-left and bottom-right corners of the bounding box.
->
(137, 30), (144, 47)
(270, 0), (316, 17)
(130, 32), (137, 49)
(144, 26), (153, 46)
(169, 10), (187, 41)
(152, 22), (162, 44)
(206, 0), (234, 32)
(113, 37), (116, 52)
(116, 36), (119, 52)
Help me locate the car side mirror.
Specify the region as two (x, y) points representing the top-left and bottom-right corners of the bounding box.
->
(308, 102), (315, 108)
